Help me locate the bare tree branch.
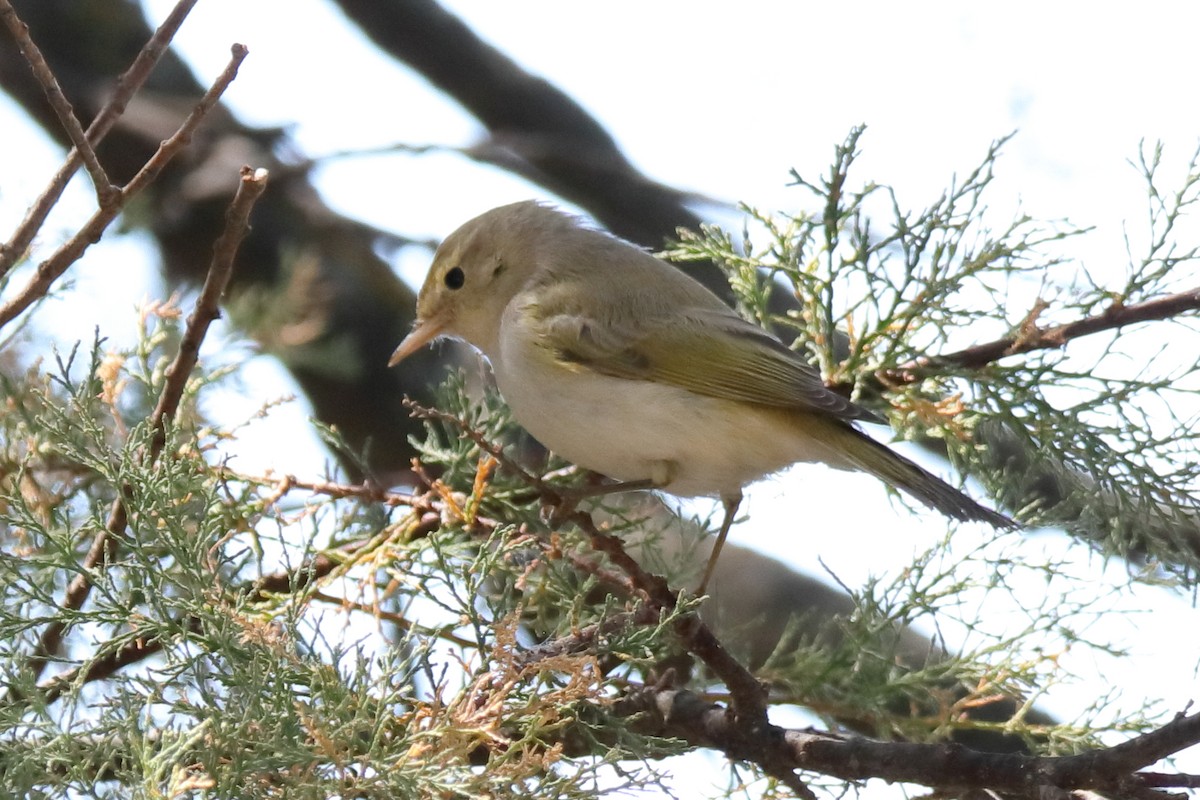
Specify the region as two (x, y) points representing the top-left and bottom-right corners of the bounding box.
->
(0, 0), (200, 277)
(0, 0), (115, 203)
(0, 43), (247, 331)
(618, 687), (1198, 798)
(889, 285), (1200, 379)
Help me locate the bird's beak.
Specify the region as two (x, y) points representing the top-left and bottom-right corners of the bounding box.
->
(388, 317), (445, 366)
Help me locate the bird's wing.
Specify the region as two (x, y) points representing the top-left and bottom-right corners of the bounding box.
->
(533, 305), (880, 424)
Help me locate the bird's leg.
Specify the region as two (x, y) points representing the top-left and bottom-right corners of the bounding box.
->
(697, 492), (742, 596)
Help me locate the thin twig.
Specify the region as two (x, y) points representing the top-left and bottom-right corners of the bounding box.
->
(37, 535), (354, 706)
(562, 507), (769, 720)
(0, 42), (248, 331)
(33, 479), (439, 705)
(219, 468), (419, 508)
(0, 0), (114, 202)
(562, 549), (637, 596)
(402, 398), (547, 489)
(149, 166), (268, 450)
(309, 590), (477, 649)
(13, 166), (267, 694)
(0, 0), (200, 277)
(401, 401), (772, 721)
(886, 285), (1200, 380)
(513, 611), (642, 670)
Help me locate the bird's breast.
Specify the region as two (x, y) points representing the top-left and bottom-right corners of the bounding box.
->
(492, 322), (848, 498)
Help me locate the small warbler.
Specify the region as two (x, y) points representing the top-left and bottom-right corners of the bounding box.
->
(390, 202), (1013, 591)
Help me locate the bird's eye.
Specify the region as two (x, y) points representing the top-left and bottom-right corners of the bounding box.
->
(444, 266), (465, 290)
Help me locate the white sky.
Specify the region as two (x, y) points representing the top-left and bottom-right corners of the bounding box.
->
(3, 1), (1200, 795)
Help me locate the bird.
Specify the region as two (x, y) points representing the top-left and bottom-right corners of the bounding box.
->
(389, 201), (1014, 593)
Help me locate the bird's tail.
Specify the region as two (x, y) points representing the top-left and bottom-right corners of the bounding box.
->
(810, 418), (1016, 529)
